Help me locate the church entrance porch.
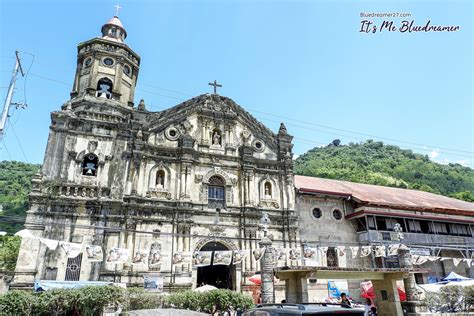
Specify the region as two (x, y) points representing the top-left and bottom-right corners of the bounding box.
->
(196, 241), (236, 290)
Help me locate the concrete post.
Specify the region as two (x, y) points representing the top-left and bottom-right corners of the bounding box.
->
(259, 236), (274, 304)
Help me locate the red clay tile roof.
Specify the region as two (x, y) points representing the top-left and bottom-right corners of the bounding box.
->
(295, 175), (474, 214)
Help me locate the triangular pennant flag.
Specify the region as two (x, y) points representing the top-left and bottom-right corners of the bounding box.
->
(360, 246), (372, 257)
(464, 259), (473, 266)
(253, 247), (266, 261)
(39, 238), (59, 251)
(287, 248), (301, 261)
(350, 246), (359, 259)
(453, 258), (462, 267)
(387, 244), (400, 256)
(232, 250), (249, 265)
(412, 255), (429, 265)
(374, 246), (386, 257)
(399, 244), (410, 251)
(59, 241), (82, 258)
(336, 246), (346, 257)
(319, 247), (328, 256)
(427, 256), (440, 262)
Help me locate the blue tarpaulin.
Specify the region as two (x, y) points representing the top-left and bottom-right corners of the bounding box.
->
(34, 280), (122, 292)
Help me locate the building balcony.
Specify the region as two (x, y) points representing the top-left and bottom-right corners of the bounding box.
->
(358, 230), (474, 246)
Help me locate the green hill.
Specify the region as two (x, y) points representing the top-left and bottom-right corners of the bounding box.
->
(1, 141), (473, 234)
(0, 161), (41, 234)
(294, 140), (474, 202)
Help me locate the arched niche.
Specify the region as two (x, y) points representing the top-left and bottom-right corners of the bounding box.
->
(258, 174), (278, 200)
(148, 162), (171, 191)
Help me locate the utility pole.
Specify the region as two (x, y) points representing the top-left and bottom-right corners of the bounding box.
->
(0, 50), (24, 144)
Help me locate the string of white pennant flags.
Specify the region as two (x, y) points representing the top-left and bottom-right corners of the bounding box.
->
(15, 230), (473, 269)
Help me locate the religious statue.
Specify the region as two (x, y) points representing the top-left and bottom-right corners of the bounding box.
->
(264, 182), (271, 198)
(212, 130), (221, 146)
(156, 171), (164, 189)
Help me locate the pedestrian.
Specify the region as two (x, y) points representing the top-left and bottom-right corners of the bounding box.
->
(340, 293), (351, 306)
(370, 306), (377, 315)
(364, 298), (372, 316)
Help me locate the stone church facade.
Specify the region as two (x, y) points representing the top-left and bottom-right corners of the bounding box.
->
(12, 15), (298, 292)
(12, 15), (474, 306)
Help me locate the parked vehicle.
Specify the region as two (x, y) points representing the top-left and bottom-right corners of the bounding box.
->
(243, 303), (365, 315)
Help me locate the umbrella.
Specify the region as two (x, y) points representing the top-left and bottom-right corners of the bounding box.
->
(248, 274), (278, 285)
(248, 275), (262, 285)
(442, 272), (472, 282)
(194, 284), (218, 292)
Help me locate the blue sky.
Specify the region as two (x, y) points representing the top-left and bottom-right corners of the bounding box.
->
(0, 0), (472, 166)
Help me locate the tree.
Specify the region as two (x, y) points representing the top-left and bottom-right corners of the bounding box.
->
(0, 236), (21, 272)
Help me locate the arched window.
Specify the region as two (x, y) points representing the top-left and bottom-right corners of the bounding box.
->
(96, 77), (113, 99)
(208, 175), (225, 209)
(82, 153), (98, 176)
(211, 129), (222, 146)
(264, 182), (272, 198)
(156, 170), (165, 189)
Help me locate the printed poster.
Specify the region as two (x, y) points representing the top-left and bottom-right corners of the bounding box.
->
(213, 250), (233, 265)
(85, 245), (103, 262)
(106, 247), (130, 263)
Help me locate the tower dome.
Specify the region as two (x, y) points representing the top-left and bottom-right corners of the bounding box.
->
(101, 16), (127, 43)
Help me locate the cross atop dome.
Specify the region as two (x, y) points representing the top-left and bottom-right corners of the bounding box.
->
(114, 4), (122, 16)
(101, 6), (127, 43)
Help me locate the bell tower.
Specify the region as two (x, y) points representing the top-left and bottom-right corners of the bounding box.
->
(70, 14), (140, 107)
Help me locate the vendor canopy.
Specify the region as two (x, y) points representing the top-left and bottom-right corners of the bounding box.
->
(443, 271), (472, 282)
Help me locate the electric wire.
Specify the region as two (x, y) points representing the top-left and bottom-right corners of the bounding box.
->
(16, 64), (472, 159)
(7, 117), (28, 162)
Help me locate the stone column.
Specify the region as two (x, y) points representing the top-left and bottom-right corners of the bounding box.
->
(259, 236), (274, 304)
(398, 247), (420, 314)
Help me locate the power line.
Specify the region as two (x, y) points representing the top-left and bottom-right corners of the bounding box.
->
(1, 139), (12, 160)
(7, 117), (28, 162)
(21, 69), (473, 160)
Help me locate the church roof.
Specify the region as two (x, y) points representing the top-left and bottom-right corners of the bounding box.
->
(295, 175), (474, 214)
(146, 94), (279, 150)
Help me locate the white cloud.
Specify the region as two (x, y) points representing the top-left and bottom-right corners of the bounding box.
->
(429, 149), (440, 159)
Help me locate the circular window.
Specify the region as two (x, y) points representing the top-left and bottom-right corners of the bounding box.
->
(123, 65), (131, 76)
(103, 57), (115, 66)
(333, 209), (343, 220)
(84, 57), (92, 67)
(252, 140), (264, 152)
(165, 127), (180, 141)
(312, 208), (322, 219)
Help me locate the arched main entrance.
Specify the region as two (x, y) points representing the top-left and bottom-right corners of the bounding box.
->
(196, 241), (235, 290)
